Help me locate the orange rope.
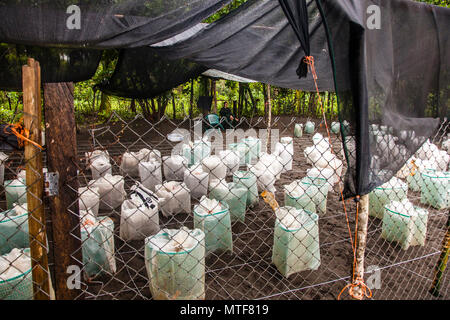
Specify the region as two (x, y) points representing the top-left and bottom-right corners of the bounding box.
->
(304, 56), (371, 300)
(337, 200), (372, 300)
(3, 120), (43, 150)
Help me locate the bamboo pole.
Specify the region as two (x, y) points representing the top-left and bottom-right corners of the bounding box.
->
(189, 79), (194, 118)
(211, 80), (217, 114)
(266, 84), (272, 153)
(172, 92), (176, 120)
(429, 215), (450, 297)
(353, 194), (370, 297)
(23, 58), (50, 300)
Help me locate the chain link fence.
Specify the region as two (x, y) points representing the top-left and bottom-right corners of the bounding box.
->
(0, 137), (54, 300)
(1, 114), (448, 300)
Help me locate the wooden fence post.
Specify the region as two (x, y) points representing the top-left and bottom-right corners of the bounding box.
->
(23, 58), (51, 300)
(429, 215), (450, 297)
(43, 82), (83, 300)
(266, 84), (272, 153)
(354, 194), (370, 297)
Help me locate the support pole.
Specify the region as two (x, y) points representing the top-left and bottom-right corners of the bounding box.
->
(189, 79), (194, 118)
(354, 194), (369, 297)
(211, 80), (217, 114)
(172, 92), (176, 120)
(43, 82), (83, 300)
(429, 215), (450, 297)
(23, 58), (50, 300)
(266, 84), (272, 153)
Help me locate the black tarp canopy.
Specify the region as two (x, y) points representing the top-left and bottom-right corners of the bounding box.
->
(0, 0), (448, 197)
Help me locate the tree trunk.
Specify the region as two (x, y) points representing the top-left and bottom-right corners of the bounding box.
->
(43, 82), (83, 300)
(190, 79), (194, 118)
(211, 80), (217, 113)
(130, 99), (136, 114)
(172, 92), (176, 120)
(263, 83), (268, 123)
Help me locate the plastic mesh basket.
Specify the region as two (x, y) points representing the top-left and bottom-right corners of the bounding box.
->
(229, 143), (251, 165)
(81, 217), (116, 279)
(233, 171), (258, 207)
(193, 201), (232, 254)
(4, 179), (27, 210)
(421, 171), (450, 209)
(369, 180), (408, 219)
(144, 229), (206, 300)
(0, 248), (33, 300)
(294, 124), (303, 137)
(272, 208), (320, 277)
(209, 182), (248, 223)
(300, 177), (329, 216)
(0, 210), (29, 255)
(304, 121), (315, 134)
(381, 204), (429, 250)
(242, 137), (261, 161)
(284, 183), (317, 214)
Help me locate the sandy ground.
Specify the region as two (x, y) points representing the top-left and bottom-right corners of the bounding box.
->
(1, 115), (448, 300)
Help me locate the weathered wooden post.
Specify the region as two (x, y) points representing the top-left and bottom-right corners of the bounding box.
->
(429, 215), (450, 297)
(22, 58), (51, 300)
(43, 82), (83, 300)
(189, 79), (194, 118)
(211, 79), (217, 114)
(354, 195), (369, 284)
(266, 84), (272, 153)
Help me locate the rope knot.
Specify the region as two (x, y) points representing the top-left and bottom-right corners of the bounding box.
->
(338, 276), (373, 300)
(303, 55), (318, 80)
(3, 119), (43, 150)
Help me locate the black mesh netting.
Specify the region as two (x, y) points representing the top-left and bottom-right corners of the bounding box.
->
(142, 0), (450, 197)
(98, 48), (206, 99)
(0, 0), (232, 48)
(0, 44), (102, 91)
(98, 25), (208, 99)
(0, 0), (448, 197)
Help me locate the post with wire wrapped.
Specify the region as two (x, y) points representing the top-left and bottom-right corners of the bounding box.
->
(22, 58), (50, 300)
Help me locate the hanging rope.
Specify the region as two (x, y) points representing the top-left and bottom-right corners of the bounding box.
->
(303, 55), (372, 300)
(3, 119), (44, 150)
(338, 197), (373, 300)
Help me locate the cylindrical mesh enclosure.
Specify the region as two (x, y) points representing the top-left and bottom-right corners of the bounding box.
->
(145, 229), (206, 300)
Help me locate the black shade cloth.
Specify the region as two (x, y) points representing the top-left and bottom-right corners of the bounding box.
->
(0, 0), (232, 48)
(98, 48), (206, 99)
(0, 125), (20, 151)
(0, 0), (447, 198)
(278, 0), (311, 78)
(149, 0), (449, 197)
(99, 24), (208, 99)
(0, 44), (102, 91)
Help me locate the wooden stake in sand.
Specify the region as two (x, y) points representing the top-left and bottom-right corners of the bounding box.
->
(43, 82), (83, 300)
(429, 215), (450, 297)
(266, 84), (272, 153)
(23, 58), (50, 300)
(354, 194), (370, 291)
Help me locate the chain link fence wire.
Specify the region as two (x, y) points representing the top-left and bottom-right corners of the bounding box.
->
(0, 142), (54, 300)
(1, 114), (448, 300)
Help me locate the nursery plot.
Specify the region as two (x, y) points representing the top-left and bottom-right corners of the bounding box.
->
(1, 115), (448, 300)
